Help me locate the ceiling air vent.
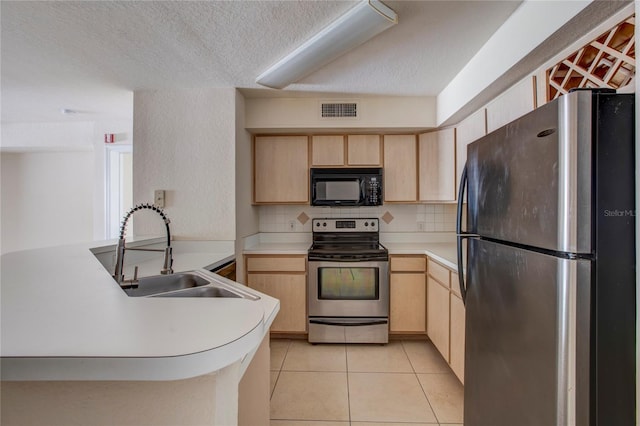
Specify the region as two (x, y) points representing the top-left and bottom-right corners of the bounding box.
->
(321, 102), (358, 119)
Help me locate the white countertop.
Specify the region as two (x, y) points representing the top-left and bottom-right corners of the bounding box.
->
(243, 232), (311, 254)
(243, 232), (459, 271)
(0, 239), (279, 381)
(384, 242), (458, 270)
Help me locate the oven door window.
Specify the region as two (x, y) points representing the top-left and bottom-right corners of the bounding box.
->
(317, 267), (379, 300)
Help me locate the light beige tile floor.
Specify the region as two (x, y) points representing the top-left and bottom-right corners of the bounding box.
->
(270, 339), (464, 426)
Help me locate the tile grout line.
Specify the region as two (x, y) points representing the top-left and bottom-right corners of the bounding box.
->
(401, 340), (442, 425)
(345, 344), (352, 426)
(269, 339), (291, 407)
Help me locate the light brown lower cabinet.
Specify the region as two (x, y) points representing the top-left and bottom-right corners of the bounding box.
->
(426, 257), (465, 384)
(390, 273), (426, 333)
(449, 292), (465, 384)
(390, 255), (426, 333)
(427, 275), (450, 359)
(245, 255), (307, 334)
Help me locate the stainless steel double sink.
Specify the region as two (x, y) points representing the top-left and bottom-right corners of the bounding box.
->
(122, 270), (259, 300)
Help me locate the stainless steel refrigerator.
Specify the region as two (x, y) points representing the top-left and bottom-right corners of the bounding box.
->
(456, 89), (635, 425)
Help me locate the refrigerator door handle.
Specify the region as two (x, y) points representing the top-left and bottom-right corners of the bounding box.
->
(456, 162), (472, 305)
(456, 162), (468, 236)
(457, 234), (468, 305)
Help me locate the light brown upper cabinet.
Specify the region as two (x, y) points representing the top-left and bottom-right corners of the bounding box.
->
(383, 134), (418, 202)
(418, 128), (456, 202)
(311, 134), (382, 167)
(253, 135), (309, 204)
(486, 76), (536, 133)
(347, 135), (382, 166)
(455, 109), (487, 197)
(311, 135), (345, 166)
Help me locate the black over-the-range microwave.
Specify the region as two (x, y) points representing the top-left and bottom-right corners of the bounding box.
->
(310, 168), (383, 207)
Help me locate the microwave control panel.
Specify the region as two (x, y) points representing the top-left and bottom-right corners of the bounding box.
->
(365, 176), (380, 205)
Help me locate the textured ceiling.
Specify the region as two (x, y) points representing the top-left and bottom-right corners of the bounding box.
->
(1, 1), (522, 123)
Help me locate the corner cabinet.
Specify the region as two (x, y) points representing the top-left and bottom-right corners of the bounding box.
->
(455, 109), (487, 196)
(418, 128), (456, 202)
(244, 254), (307, 334)
(253, 136), (309, 204)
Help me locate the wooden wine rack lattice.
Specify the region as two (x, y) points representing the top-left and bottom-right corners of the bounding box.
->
(547, 15), (635, 100)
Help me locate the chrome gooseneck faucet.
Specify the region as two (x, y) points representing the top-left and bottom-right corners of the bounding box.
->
(113, 203), (173, 288)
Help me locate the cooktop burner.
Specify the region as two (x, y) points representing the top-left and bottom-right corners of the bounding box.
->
(308, 218), (388, 261)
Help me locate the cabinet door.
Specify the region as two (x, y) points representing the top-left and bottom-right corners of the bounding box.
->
(347, 135), (382, 166)
(390, 273), (426, 333)
(450, 293), (465, 384)
(455, 108), (486, 197)
(383, 134), (417, 202)
(254, 136), (309, 204)
(486, 76), (536, 133)
(427, 276), (450, 360)
(247, 273), (307, 333)
(419, 129), (456, 201)
(311, 135), (345, 166)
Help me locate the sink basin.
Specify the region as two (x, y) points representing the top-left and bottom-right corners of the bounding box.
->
(124, 272), (209, 297)
(121, 270), (260, 300)
(153, 286), (242, 298)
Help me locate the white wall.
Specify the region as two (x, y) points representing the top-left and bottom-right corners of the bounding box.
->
(245, 96), (437, 132)
(1, 151), (94, 254)
(0, 119), (133, 251)
(133, 89), (237, 240)
(234, 91), (259, 281)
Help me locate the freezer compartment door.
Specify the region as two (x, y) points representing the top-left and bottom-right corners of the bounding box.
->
(466, 91), (593, 253)
(464, 238), (591, 426)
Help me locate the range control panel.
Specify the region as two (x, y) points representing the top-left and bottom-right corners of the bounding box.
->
(312, 218), (379, 233)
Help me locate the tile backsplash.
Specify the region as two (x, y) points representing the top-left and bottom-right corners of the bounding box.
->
(259, 204), (457, 233)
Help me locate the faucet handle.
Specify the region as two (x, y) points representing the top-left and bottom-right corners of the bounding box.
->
(119, 266), (140, 290)
(161, 247), (173, 275)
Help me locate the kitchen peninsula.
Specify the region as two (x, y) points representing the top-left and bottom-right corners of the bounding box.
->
(1, 238), (278, 426)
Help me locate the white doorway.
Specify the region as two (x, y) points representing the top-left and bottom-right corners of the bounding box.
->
(105, 145), (133, 239)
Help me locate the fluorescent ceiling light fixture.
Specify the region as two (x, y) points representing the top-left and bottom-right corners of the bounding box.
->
(256, 0), (397, 89)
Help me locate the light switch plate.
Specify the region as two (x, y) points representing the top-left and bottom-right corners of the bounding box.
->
(154, 190), (165, 208)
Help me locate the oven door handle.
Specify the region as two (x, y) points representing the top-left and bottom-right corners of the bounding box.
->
(309, 318), (388, 327)
(308, 256), (388, 262)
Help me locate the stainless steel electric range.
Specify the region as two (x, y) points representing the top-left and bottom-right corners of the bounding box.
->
(307, 218), (389, 344)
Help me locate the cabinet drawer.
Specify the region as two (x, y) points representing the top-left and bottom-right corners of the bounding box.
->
(428, 258), (450, 286)
(391, 256), (426, 272)
(246, 256), (306, 272)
